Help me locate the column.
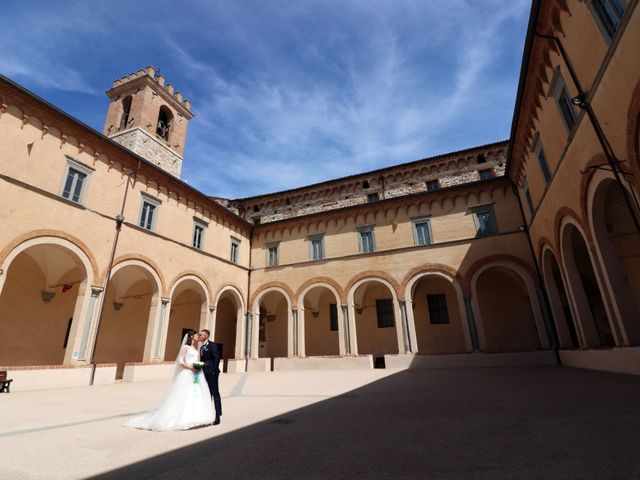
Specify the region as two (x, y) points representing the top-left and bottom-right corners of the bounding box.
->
(341, 305), (351, 355)
(78, 286), (103, 361)
(153, 297), (170, 360)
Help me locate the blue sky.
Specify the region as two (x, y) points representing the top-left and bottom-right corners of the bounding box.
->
(1, 0), (530, 199)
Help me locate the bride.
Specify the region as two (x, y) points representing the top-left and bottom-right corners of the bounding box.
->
(125, 329), (215, 431)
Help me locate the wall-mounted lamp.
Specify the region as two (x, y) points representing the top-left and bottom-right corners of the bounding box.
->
(113, 302), (124, 311)
(571, 93), (587, 109)
(41, 291), (55, 303)
(311, 309), (319, 318)
(355, 306), (364, 315)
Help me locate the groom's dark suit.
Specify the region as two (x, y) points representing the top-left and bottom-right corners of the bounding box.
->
(200, 340), (222, 420)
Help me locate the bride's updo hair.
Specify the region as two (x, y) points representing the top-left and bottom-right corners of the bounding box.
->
(185, 329), (197, 346)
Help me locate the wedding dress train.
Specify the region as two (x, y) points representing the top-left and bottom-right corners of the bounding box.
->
(125, 344), (214, 431)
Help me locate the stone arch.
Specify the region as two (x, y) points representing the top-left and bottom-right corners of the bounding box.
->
(343, 271), (401, 303)
(0, 230), (99, 289)
(251, 286), (293, 360)
(110, 254), (166, 296)
(0, 236), (95, 366)
(164, 274), (211, 361)
(250, 281), (296, 309)
(540, 244), (580, 349)
(346, 275), (404, 358)
(168, 272), (213, 305)
(403, 267), (472, 354)
(558, 216), (616, 348)
(463, 255), (538, 296)
(297, 281), (343, 357)
(214, 284), (245, 363)
(469, 259), (548, 352)
(626, 76), (640, 188)
(586, 173), (640, 345)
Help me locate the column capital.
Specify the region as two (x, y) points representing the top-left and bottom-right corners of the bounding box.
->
(90, 286), (104, 295)
(209, 305), (216, 312)
(161, 297), (171, 305)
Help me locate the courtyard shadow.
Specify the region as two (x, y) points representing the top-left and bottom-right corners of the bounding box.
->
(93, 365), (640, 480)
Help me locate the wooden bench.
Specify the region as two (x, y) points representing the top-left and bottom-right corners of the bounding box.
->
(0, 371), (13, 393)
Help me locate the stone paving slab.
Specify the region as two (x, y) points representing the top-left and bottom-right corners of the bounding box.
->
(2, 366), (640, 479)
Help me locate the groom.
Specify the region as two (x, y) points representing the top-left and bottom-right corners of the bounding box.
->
(199, 329), (222, 425)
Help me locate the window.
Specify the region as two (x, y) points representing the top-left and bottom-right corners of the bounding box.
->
(532, 133), (552, 184)
(522, 178), (535, 216)
(139, 195), (160, 231)
(589, 0), (625, 39)
(376, 299), (395, 328)
(427, 294), (450, 324)
(357, 226), (375, 253)
(156, 106), (173, 141)
(479, 169), (494, 180)
(426, 179), (439, 192)
(477, 153), (487, 164)
(192, 220), (206, 249)
(119, 95), (132, 131)
(471, 204), (498, 237)
(309, 234), (325, 261)
(61, 159), (92, 204)
(412, 217), (432, 246)
(367, 193), (380, 203)
(230, 238), (240, 264)
(329, 303), (339, 331)
(548, 68), (578, 132)
(267, 243), (278, 267)
(362, 180), (370, 189)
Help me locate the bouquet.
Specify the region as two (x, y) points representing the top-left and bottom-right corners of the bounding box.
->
(192, 362), (204, 384)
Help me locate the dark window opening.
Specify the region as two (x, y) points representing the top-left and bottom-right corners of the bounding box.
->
(362, 180), (370, 189)
(329, 303), (338, 331)
(426, 180), (439, 192)
(156, 106), (173, 141)
(427, 294), (450, 324)
(63, 318), (73, 348)
(477, 154), (487, 164)
(479, 169), (494, 180)
(367, 193), (380, 203)
(120, 95), (132, 131)
(376, 299), (395, 328)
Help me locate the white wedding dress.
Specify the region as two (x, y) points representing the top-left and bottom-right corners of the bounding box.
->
(125, 344), (214, 431)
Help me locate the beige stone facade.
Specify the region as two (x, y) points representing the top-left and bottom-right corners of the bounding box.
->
(0, 0), (638, 384)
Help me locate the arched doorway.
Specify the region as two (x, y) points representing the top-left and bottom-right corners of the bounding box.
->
(409, 273), (469, 354)
(590, 178), (640, 344)
(301, 285), (341, 357)
(542, 249), (579, 349)
(349, 279), (401, 359)
(256, 290), (290, 359)
(215, 287), (244, 365)
(0, 243), (88, 366)
(165, 277), (208, 361)
(560, 222), (614, 347)
(96, 263), (160, 378)
(473, 266), (540, 352)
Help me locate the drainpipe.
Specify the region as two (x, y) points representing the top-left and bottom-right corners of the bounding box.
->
(89, 161), (141, 385)
(244, 224), (254, 372)
(534, 29), (640, 235)
(510, 179), (561, 365)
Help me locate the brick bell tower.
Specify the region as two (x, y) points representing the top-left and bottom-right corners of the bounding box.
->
(103, 66), (193, 178)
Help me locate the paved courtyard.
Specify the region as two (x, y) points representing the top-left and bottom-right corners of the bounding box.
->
(1, 366), (640, 479)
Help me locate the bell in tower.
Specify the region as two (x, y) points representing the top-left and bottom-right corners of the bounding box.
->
(103, 66), (193, 178)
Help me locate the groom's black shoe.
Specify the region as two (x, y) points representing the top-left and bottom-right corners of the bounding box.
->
(212, 417), (221, 426)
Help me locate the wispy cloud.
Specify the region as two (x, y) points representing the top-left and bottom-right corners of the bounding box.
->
(3, 0), (530, 198)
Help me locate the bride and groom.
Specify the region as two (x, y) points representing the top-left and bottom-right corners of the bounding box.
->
(125, 329), (222, 431)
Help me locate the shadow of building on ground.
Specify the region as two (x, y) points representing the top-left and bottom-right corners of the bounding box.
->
(95, 366), (640, 480)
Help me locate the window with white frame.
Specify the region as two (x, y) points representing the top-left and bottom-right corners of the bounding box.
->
(309, 234), (325, 261)
(267, 243), (279, 267)
(192, 220), (206, 250)
(230, 237), (240, 264)
(139, 195), (160, 231)
(357, 225), (375, 253)
(470, 204), (498, 237)
(412, 217), (432, 246)
(588, 0), (625, 40)
(60, 158), (92, 204)
(548, 68), (578, 132)
(532, 133), (552, 184)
